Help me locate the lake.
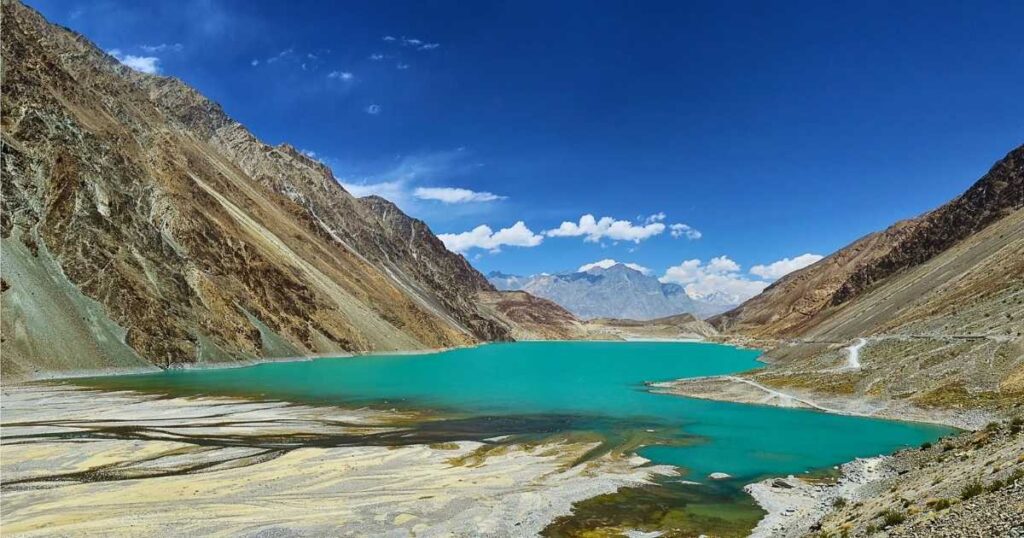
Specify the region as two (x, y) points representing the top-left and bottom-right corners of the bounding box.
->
(73, 341), (952, 534)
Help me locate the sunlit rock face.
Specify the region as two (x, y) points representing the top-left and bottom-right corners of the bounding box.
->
(0, 0), (513, 377)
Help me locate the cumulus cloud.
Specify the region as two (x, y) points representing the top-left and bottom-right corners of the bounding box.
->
(365, 104), (382, 114)
(438, 222), (543, 253)
(413, 187), (505, 204)
(108, 49), (160, 74)
(660, 256), (767, 303)
(669, 223), (702, 240)
(578, 259), (651, 275)
(545, 214), (666, 243)
(749, 253), (823, 280)
(327, 71), (354, 80)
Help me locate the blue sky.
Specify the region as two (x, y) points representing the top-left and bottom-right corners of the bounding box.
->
(30, 0), (1024, 300)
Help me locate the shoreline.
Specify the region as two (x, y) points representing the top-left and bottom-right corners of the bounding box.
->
(0, 384), (677, 536)
(648, 373), (1008, 537)
(650, 374), (993, 431)
(12, 342), (488, 384)
(7, 339), (985, 537)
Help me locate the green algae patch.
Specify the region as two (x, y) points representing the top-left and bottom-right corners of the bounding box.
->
(542, 479), (764, 537)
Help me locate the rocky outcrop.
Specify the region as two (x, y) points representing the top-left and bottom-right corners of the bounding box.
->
(477, 291), (596, 341)
(0, 0), (512, 378)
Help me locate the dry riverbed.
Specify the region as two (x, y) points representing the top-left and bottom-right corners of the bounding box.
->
(0, 385), (675, 537)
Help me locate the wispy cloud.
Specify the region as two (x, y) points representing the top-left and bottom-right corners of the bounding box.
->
(382, 35), (396, 42)
(266, 47), (294, 64)
(139, 43), (183, 53)
(396, 63), (410, 70)
(438, 222), (543, 254)
(669, 223), (702, 240)
(369, 53), (385, 61)
(327, 71), (354, 80)
(413, 187), (505, 204)
(365, 104), (382, 114)
(108, 49), (160, 74)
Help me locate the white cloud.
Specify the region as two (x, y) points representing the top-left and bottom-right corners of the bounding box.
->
(669, 223), (702, 240)
(250, 59), (259, 66)
(340, 180), (405, 200)
(267, 48), (294, 64)
(382, 35), (396, 41)
(402, 37), (423, 46)
(706, 255), (740, 274)
(749, 253), (824, 280)
(328, 71), (354, 80)
(438, 222), (543, 253)
(545, 214), (665, 243)
(419, 43), (440, 50)
(660, 256), (766, 303)
(396, 63), (410, 70)
(369, 53), (385, 61)
(108, 49), (160, 74)
(413, 187), (504, 204)
(139, 43), (182, 53)
(645, 212), (666, 224)
(578, 259), (651, 275)
(365, 104), (382, 114)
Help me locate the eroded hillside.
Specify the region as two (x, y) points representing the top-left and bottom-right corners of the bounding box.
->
(0, 0), (511, 378)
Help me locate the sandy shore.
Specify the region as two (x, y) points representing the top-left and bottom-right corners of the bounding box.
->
(0, 384), (675, 537)
(651, 375), (994, 430)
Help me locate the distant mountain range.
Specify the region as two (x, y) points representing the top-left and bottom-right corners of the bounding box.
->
(488, 263), (737, 320)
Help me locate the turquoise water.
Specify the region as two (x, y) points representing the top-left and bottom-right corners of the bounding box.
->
(74, 341), (951, 482)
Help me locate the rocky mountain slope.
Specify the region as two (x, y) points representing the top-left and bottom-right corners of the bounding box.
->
(488, 263), (734, 321)
(691, 145), (1024, 416)
(712, 144), (1024, 339)
(0, 0), (517, 379)
(476, 290), (605, 341)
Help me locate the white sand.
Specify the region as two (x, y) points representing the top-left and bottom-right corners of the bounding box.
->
(0, 385), (675, 537)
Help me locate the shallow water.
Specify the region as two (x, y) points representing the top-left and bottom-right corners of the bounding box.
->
(73, 341), (952, 534)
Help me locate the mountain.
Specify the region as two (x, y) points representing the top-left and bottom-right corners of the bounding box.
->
(486, 271), (533, 291)
(476, 290), (600, 341)
(588, 313), (719, 340)
(706, 144), (1024, 411)
(487, 264), (736, 320)
(0, 0), (518, 378)
(713, 144), (1023, 339)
